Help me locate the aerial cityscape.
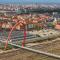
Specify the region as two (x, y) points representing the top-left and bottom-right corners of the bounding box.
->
(0, 0), (60, 60)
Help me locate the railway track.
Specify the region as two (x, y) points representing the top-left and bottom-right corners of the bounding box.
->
(0, 29), (60, 44)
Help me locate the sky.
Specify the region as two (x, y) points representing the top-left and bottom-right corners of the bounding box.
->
(0, 0), (60, 4)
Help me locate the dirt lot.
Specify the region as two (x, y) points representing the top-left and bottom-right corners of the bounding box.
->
(0, 38), (60, 60)
(28, 38), (60, 55)
(0, 48), (59, 60)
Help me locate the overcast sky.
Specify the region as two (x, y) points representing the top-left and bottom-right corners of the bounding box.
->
(0, 0), (60, 4)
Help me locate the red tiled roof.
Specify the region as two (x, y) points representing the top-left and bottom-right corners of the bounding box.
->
(55, 24), (60, 30)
